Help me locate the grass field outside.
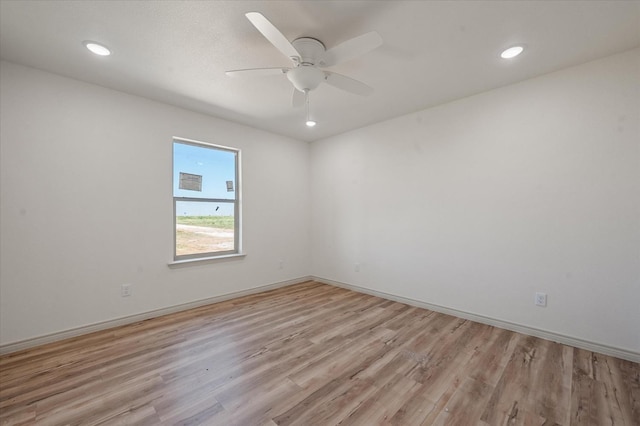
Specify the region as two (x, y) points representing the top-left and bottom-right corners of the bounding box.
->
(176, 216), (235, 255)
(176, 215), (234, 229)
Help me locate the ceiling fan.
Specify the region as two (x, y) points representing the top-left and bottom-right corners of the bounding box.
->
(226, 12), (383, 109)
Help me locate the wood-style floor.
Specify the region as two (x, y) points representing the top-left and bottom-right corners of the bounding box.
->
(0, 281), (638, 425)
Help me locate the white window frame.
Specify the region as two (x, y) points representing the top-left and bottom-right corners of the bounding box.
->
(172, 137), (241, 262)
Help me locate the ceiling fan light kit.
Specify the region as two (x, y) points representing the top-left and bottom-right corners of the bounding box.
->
(226, 12), (383, 126)
(287, 63), (325, 92)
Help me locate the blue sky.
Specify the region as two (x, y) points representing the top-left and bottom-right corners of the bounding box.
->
(173, 141), (236, 216)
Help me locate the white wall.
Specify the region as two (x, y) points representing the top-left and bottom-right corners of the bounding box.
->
(311, 49), (640, 354)
(2, 49), (639, 356)
(0, 61), (310, 345)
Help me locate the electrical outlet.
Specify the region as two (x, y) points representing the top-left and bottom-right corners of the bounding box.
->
(354, 263), (360, 272)
(121, 284), (131, 297)
(278, 260), (283, 270)
(535, 292), (547, 307)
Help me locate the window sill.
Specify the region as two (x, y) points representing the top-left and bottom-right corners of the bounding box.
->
(168, 253), (246, 268)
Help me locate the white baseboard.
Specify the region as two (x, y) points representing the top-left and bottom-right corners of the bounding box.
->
(0, 276), (313, 355)
(313, 276), (640, 363)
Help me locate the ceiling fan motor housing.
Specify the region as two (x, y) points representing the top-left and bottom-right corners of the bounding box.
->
(292, 37), (326, 65)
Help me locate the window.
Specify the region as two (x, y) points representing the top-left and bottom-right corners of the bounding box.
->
(173, 138), (240, 260)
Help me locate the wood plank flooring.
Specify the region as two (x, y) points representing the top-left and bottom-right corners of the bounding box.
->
(0, 281), (638, 425)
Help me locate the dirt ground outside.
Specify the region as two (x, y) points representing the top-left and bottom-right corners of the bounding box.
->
(176, 224), (234, 255)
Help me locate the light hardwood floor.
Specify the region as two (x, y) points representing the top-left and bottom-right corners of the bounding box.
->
(0, 281), (638, 425)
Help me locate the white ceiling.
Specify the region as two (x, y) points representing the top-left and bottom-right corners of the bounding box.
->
(1, 1), (639, 142)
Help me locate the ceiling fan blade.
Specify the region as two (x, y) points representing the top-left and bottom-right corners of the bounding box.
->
(292, 88), (305, 108)
(225, 67), (289, 77)
(324, 71), (374, 96)
(245, 12), (300, 62)
(320, 31), (382, 67)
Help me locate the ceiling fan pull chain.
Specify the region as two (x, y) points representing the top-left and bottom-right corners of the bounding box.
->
(305, 89), (316, 127)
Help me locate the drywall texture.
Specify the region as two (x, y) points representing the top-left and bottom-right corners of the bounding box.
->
(311, 49), (640, 353)
(0, 61), (310, 345)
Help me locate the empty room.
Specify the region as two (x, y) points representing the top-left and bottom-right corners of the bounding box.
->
(0, 1), (638, 425)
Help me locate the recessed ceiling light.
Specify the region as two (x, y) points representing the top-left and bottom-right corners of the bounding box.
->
(501, 45), (524, 59)
(306, 120), (317, 127)
(83, 41), (111, 56)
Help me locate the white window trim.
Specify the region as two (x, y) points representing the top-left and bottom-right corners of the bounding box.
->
(170, 137), (242, 264)
(168, 252), (246, 268)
